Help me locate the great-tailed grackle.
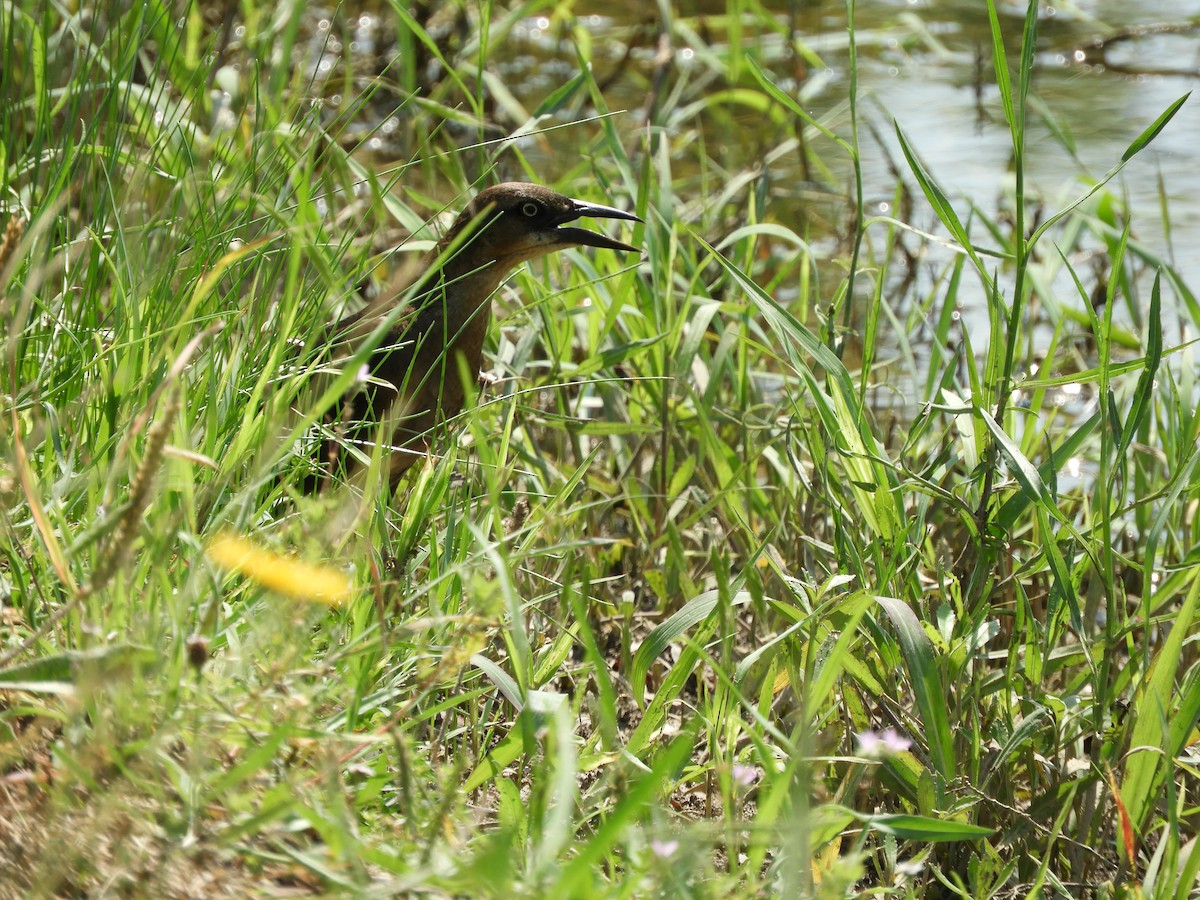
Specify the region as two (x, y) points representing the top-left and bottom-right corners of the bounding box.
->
(307, 182), (641, 490)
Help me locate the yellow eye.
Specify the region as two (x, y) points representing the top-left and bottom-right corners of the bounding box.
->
(520, 202), (540, 218)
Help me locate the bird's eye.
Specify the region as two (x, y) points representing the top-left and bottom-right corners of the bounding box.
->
(520, 201), (541, 218)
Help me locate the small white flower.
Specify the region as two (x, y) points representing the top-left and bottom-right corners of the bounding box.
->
(650, 839), (679, 859)
(732, 764), (758, 787)
(896, 858), (925, 876)
(855, 728), (911, 757)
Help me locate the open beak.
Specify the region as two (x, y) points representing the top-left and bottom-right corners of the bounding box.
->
(551, 199), (642, 253)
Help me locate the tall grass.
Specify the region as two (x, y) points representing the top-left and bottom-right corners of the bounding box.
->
(1, 0), (1198, 896)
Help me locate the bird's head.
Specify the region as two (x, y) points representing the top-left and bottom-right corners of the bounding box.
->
(442, 182), (641, 270)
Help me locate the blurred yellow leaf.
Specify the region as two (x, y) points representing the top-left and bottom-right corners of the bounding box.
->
(206, 533), (352, 605)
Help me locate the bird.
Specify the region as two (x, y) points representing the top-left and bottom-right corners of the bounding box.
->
(304, 182), (642, 491)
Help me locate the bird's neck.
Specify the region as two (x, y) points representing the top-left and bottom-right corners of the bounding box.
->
(408, 239), (520, 362)
(429, 235), (508, 302)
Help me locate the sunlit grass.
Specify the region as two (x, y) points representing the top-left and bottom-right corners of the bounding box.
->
(1, 0), (1198, 896)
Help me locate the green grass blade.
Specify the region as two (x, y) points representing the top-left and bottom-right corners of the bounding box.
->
(1123, 92), (1190, 162)
(874, 596), (955, 790)
(1122, 574), (1200, 830)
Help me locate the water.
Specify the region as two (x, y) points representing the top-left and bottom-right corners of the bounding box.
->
(855, 0), (1200, 286)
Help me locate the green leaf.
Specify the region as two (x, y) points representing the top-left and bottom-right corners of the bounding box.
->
(463, 728), (526, 794)
(0, 645), (157, 686)
(1175, 835), (1200, 900)
(1118, 271), (1163, 459)
(666, 455), (696, 502)
(1037, 507), (1081, 634)
(630, 589), (750, 695)
(1123, 92), (1190, 161)
(860, 812), (993, 841)
(747, 56), (850, 153)
(894, 124), (971, 257)
(804, 592), (871, 724)
(995, 409), (1100, 530)
(984, 1), (1013, 132)
(1122, 574), (1200, 829)
(1017, 0), (1039, 123)
(533, 69), (588, 117)
(978, 406), (1065, 525)
(875, 597), (955, 790)
(980, 707), (1051, 791)
(31, 14), (47, 132)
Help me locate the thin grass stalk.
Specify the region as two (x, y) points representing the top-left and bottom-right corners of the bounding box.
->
(974, 0), (1037, 532)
